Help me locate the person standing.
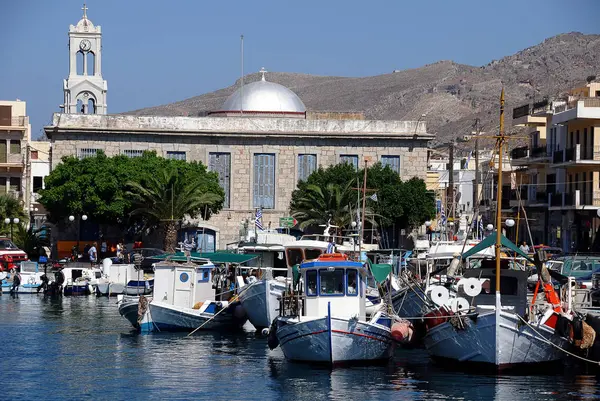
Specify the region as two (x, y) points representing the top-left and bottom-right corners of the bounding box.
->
(116, 240), (124, 262)
(100, 239), (108, 260)
(519, 241), (530, 254)
(89, 242), (98, 266)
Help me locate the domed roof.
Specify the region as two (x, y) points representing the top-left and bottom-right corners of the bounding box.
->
(75, 4), (94, 30)
(221, 72), (306, 113)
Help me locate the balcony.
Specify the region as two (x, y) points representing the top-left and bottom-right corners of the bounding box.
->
(0, 153), (24, 168)
(553, 144), (600, 167)
(0, 116), (28, 129)
(511, 146), (529, 160)
(549, 189), (600, 209)
(509, 188), (528, 207)
(553, 97), (600, 125)
(512, 101), (550, 126)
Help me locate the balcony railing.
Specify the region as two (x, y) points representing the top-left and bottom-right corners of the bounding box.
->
(530, 146), (548, 158)
(511, 146), (529, 159)
(513, 104), (530, 119)
(550, 193), (563, 207)
(555, 97), (600, 113)
(563, 190), (600, 207)
(535, 191), (548, 203)
(553, 150), (564, 164)
(0, 116), (28, 127)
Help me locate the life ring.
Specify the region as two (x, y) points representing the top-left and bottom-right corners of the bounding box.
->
(28, 277), (36, 285)
(9, 267), (16, 274)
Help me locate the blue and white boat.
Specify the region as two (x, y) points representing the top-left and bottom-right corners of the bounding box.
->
(272, 253), (395, 365)
(1, 261), (46, 294)
(131, 258), (247, 333)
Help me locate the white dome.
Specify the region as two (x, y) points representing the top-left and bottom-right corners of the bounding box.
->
(221, 76), (306, 113)
(76, 18), (95, 29)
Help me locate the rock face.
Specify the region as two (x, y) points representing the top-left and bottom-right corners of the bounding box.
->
(127, 33), (600, 144)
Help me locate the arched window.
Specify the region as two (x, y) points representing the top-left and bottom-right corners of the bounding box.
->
(76, 51), (84, 75)
(87, 98), (96, 114)
(76, 99), (84, 114)
(86, 51), (95, 75)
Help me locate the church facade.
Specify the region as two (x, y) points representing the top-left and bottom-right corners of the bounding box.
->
(45, 7), (433, 249)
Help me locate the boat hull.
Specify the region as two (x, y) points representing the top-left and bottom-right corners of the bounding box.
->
(275, 316), (394, 364)
(392, 287), (427, 318)
(96, 283), (125, 296)
(423, 309), (567, 368)
(238, 279), (286, 329)
(63, 284), (92, 296)
(140, 301), (247, 333)
(118, 295), (141, 329)
(1, 283), (43, 294)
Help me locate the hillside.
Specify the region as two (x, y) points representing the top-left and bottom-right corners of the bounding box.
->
(128, 33), (600, 144)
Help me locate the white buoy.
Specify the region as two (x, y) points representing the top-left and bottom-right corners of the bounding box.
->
(261, 328), (270, 336)
(428, 285), (450, 306)
(450, 297), (470, 313)
(463, 278), (483, 297)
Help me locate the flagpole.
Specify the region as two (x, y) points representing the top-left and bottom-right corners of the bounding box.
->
(360, 160), (368, 247)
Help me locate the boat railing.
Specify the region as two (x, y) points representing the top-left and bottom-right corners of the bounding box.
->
(279, 291), (303, 317)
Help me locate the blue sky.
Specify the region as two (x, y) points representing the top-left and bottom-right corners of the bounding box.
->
(0, 0), (597, 138)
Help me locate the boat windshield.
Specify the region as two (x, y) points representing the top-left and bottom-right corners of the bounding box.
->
(561, 258), (600, 279)
(0, 239), (18, 250)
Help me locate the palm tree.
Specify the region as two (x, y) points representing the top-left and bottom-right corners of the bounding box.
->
(0, 194), (27, 236)
(13, 223), (50, 260)
(291, 182), (377, 234)
(126, 167), (222, 253)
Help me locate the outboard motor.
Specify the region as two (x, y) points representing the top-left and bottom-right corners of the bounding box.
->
(267, 319), (279, 350)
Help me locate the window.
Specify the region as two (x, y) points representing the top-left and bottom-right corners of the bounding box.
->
(122, 149), (143, 158)
(0, 177), (6, 188)
(253, 153), (275, 209)
(10, 140), (20, 154)
(33, 176), (43, 192)
(319, 269), (345, 296)
(305, 248), (322, 260)
(209, 152), (231, 208)
(381, 155), (400, 173)
(346, 269), (358, 296)
(287, 248), (304, 267)
(166, 151), (186, 161)
(9, 177), (20, 192)
(298, 154), (317, 181)
(340, 154), (358, 170)
(198, 268), (211, 283)
(306, 270), (317, 296)
(30, 151), (38, 160)
(77, 148), (99, 159)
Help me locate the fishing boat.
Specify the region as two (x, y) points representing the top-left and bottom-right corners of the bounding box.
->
(271, 253), (395, 365)
(1, 261), (47, 294)
(96, 258), (149, 296)
(61, 266), (98, 295)
(421, 89), (572, 370)
(133, 258), (247, 333)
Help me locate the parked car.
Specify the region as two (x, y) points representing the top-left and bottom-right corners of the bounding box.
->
(127, 248), (165, 272)
(0, 238), (28, 271)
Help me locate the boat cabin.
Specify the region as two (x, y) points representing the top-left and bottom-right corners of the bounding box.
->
(463, 268), (528, 315)
(152, 259), (216, 309)
(300, 254), (367, 320)
(61, 267), (97, 284)
(19, 261), (40, 274)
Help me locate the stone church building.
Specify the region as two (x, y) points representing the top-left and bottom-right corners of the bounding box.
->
(46, 7), (433, 250)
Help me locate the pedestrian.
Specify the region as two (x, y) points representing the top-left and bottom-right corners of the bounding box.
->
(519, 241), (530, 254)
(116, 239), (125, 262)
(10, 269), (21, 295)
(89, 242), (98, 266)
(101, 239), (108, 260)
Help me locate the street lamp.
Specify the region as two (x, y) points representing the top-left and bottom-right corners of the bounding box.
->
(486, 224), (494, 231)
(505, 219), (515, 228)
(69, 214), (88, 253)
(29, 206), (39, 229)
(4, 217), (19, 242)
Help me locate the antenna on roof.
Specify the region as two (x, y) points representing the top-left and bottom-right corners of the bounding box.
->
(240, 34), (244, 115)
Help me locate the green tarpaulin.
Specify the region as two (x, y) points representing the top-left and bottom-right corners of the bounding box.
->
(370, 263), (392, 283)
(153, 251), (258, 264)
(461, 232), (534, 262)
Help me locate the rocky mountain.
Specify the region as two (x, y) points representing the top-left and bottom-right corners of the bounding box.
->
(128, 32), (600, 144)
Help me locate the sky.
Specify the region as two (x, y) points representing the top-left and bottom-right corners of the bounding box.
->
(0, 0), (598, 139)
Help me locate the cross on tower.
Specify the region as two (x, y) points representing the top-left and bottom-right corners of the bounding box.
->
(259, 67), (267, 81)
(82, 3), (88, 19)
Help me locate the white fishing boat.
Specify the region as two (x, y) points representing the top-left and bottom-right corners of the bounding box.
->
(1, 261), (47, 294)
(60, 266), (98, 295)
(135, 258), (247, 333)
(271, 253), (395, 365)
(96, 259), (148, 296)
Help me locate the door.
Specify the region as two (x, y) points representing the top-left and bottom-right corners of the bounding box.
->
(174, 268), (193, 308)
(0, 141), (6, 163)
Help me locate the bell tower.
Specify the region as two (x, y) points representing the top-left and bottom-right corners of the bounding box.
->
(63, 3), (108, 114)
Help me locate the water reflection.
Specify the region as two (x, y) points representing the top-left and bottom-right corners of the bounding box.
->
(2, 296), (600, 400)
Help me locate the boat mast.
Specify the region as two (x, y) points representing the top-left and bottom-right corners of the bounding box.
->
(495, 88), (505, 297)
(360, 159), (368, 247)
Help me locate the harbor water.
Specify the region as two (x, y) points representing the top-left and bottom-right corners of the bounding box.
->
(2, 295), (600, 401)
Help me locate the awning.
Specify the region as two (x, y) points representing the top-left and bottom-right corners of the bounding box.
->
(154, 252), (258, 264)
(370, 263), (392, 283)
(461, 232), (533, 262)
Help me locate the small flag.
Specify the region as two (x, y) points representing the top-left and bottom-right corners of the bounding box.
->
(369, 193), (378, 202)
(479, 218), (484, 240)
(440, 203), (447, 225)
(465, 151), (472, 169)
(255, 208), (263, 230)
(326, 242), (335, 254)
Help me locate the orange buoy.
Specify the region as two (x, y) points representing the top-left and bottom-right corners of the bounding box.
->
(391, 321), (414, 344)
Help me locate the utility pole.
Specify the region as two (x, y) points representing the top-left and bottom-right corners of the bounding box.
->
(474, 118), (480, 239)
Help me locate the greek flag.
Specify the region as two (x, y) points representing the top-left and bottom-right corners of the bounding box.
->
(479, 218), (484, 239)
(440, 203), (447, 225)
(255, 208), (263, 231)
(326, 242), (335, 254)
(369, 193), (378, 202)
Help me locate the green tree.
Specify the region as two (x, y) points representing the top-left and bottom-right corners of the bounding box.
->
(13, 224), (50, 260)
(0, 194), (27, 236)
(39, 151), (225, 228)
(126, 167), (223, 252)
